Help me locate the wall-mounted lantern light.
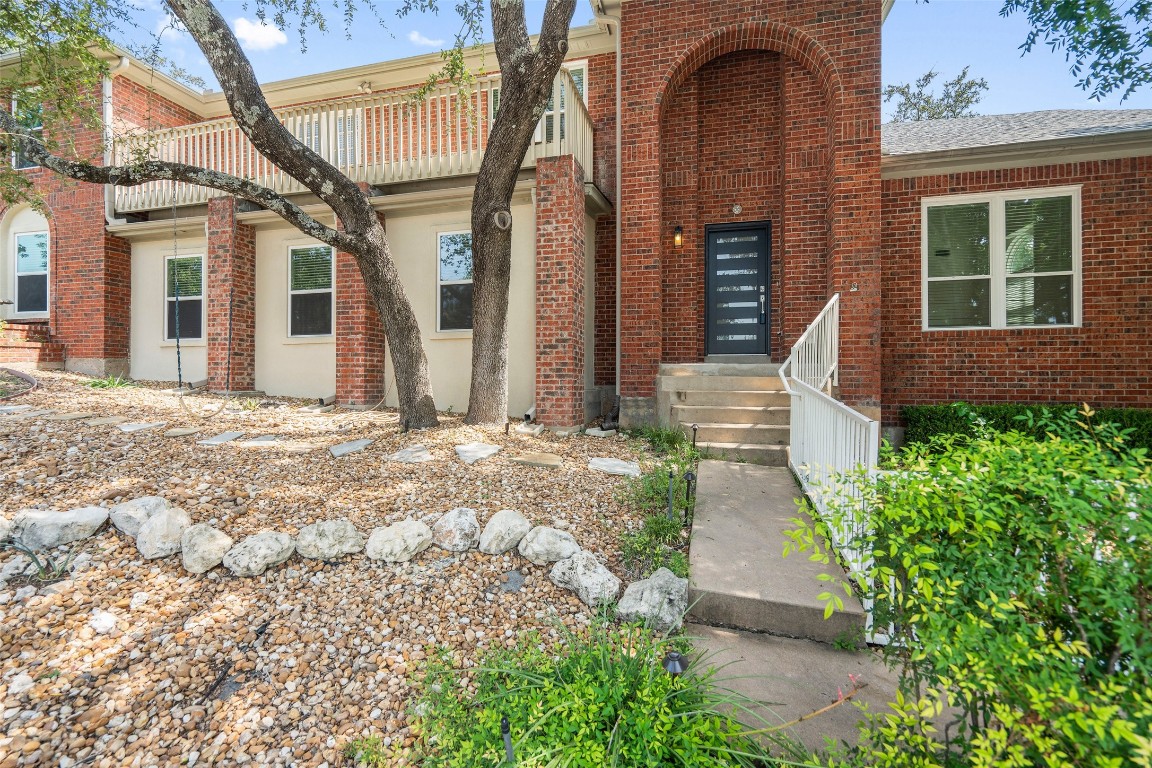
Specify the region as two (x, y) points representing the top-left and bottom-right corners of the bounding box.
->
(673, 226), (683, 248)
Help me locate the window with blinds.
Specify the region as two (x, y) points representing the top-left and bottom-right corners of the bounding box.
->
(289, 245), (334, 336)
(536, 62), (587, 144)
(289, 111), (360, 167)
(165, 255), (203, 340)
(14, 231), (49, 315)
(923, 188), (1079, 330)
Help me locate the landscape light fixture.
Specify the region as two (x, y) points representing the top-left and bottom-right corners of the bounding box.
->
(501, 716), (515, 764)
(691, 424), (698, 449)
(673, 226), (683, 248)
(662, 650), (688, 676)
(683, 470), (696, 505)
(666, 469), (676, 521)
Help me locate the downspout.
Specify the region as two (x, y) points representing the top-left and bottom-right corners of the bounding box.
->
(103, 56), (130, 226)
(590, 0), (622, 399)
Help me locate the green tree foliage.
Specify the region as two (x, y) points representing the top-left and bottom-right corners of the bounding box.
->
(798, 406), (1152, 766)
(883, 67), (989, 122)
(1001, 0), (1152, 100)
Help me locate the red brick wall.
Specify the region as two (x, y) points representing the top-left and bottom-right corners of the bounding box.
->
(880, 156), (1152, 425)
(336, 207), (387, 406)
(113, 77), (201, 129)
(535, 155), (586, 428)
(617, 2), (882, 411)
(205, 197), (256, 392)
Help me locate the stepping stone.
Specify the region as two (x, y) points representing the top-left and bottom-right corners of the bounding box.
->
(510, 452), (563, 469)
(118, 422), (167, 433)
(9, 409), (55, 419)
(585, 427), (617, 438)
(389, 444), (434, 463)
(0, 405), (33, 414)
(514, 423), (545, 437)
(47, 412), (100, 421)
(588, 457), (642, 477)
(87, 415), (129, 426)
(330, 438), (373, 458)
(299, 403), (335, 414)
(165, 427), (202, 438)
(197, 431), (244, 446)
(455, 442), (502, 465)
(236, 435), (281, 448)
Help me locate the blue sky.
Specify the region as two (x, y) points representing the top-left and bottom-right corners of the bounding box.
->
(142, 0), (1152, 116)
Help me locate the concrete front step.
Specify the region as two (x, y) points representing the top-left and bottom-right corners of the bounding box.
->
(660, 374), (784, 392)
(694, 423), (789, 445)
(674, 405), (791, 426)
(660, 362), (781, 378)
(696, 441), (788, 466)
(689, 460), (866, 645)
(671, 389), (792, 408)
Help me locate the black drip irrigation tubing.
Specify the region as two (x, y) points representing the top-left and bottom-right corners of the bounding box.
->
(0, 367), (39, 401)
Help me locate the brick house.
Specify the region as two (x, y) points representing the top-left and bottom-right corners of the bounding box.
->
(2, 0), (1150, 444)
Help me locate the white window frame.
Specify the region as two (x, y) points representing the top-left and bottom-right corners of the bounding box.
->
(12, 229), (50, 318)
(436, 230), (473, 333)
(10, 97), (43, 171)
(535, 60), (588, 144)
(921, 185), (1082, 331)
(288, 109), (362, 169)
(164, 253), (204, 342)
(287, 244), (335, 338)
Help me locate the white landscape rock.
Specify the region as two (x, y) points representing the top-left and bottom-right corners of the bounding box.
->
(615, 567), (689, 633)
(295, 519), (365, 560)
(518, 526), (580, 565)
(89, 609), (119, 635)
(478, 509), (532, 555)
(181, 524), (234, 574)
(588, 457), (642, 477)
(0, 515), (11, 542)
(454, 442), (502, 465)
(222, 531), (295, 577)
(136, 507), (192, 559)
(432, 507), (481, 552)
(8, 673), (35, 696)
(388, 444), (434, 463)
(110, 496), (173, 538)
(365, 519), (433, 563)
(550, 550), (621, 608)
(12, 506), (108, 550)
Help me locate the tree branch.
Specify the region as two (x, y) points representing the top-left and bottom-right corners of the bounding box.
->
(1, 109), (353, 251)
(164, 0), (378, 234)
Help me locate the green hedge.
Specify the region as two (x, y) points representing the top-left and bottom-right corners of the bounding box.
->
(903, 402), (1152, 451)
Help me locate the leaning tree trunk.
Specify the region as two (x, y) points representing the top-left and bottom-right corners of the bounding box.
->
(463, 0), (576, 425)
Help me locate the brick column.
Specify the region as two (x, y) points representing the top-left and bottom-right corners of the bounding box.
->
(535, 155), (586, 429)
(206, 197), (256, 393)
(336, 211), (387, 407)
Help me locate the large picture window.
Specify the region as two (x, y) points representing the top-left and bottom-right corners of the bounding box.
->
(923, 187), (1080, 330)
(14, 231), (49, 315)
(165, 255), (203, 340)
(289, 245), (333, 336)
(437, 231), (473, 331)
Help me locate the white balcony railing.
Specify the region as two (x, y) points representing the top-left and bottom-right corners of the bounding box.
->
(112, 69), (593, 213)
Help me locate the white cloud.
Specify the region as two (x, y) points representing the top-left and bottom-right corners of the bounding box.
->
(233, 17), (288, 52)
(407, 30), (445, 48)
(154, 12), (188, 41)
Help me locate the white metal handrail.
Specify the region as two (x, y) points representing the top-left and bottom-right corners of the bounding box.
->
(779, 293), (885, 642)
(112, 68), (593, 213)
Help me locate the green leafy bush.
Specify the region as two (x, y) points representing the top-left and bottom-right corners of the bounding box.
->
(81, 374), (134, 389)
(410, 620), (799, 767)
(806, 407), (1152, 767)
(903, 401), (1152, 451)
(619, 514), (688, 581)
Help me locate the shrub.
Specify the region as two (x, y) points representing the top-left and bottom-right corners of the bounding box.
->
(81, 374), (134, 389)
(903, 401), (1152, 452)
(410, 620), (800, 767)
(803, 407), (1152, 767)
(619, 514), (688, 580)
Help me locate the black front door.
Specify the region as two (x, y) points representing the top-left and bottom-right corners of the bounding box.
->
(705, 223), (770, 355)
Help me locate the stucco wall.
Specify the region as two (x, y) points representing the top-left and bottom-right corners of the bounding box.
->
(130, 236), (208, 384)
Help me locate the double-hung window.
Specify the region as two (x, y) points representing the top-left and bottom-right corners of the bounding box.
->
(437, 231), (473, 331)
(14, 231), (49, 316)
(923, 187), (1080, 330)
(289, 245), (333, 336)
(289, 110), (360, 167)
(535, 61), (587, 144)
(165, 255), (203, 340)
(11, 99), (43, 170)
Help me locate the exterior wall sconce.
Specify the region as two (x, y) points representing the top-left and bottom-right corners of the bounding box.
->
(673, 226), (683, 248)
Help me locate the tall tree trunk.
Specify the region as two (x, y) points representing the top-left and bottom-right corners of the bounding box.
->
(464, 0), (576, 425)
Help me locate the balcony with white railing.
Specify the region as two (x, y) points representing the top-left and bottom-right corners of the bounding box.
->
(112, 69), (593, 214)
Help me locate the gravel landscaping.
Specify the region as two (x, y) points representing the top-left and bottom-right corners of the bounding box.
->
(0, 370), (652, 767)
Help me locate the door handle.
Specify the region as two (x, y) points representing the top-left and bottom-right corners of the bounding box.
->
(759, 287), (766, 325)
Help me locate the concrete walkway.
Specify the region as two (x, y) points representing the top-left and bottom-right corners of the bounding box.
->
(686, 460), (895, 755)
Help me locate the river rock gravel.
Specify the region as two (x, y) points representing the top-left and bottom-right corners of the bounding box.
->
(0, 370), (651, 767)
